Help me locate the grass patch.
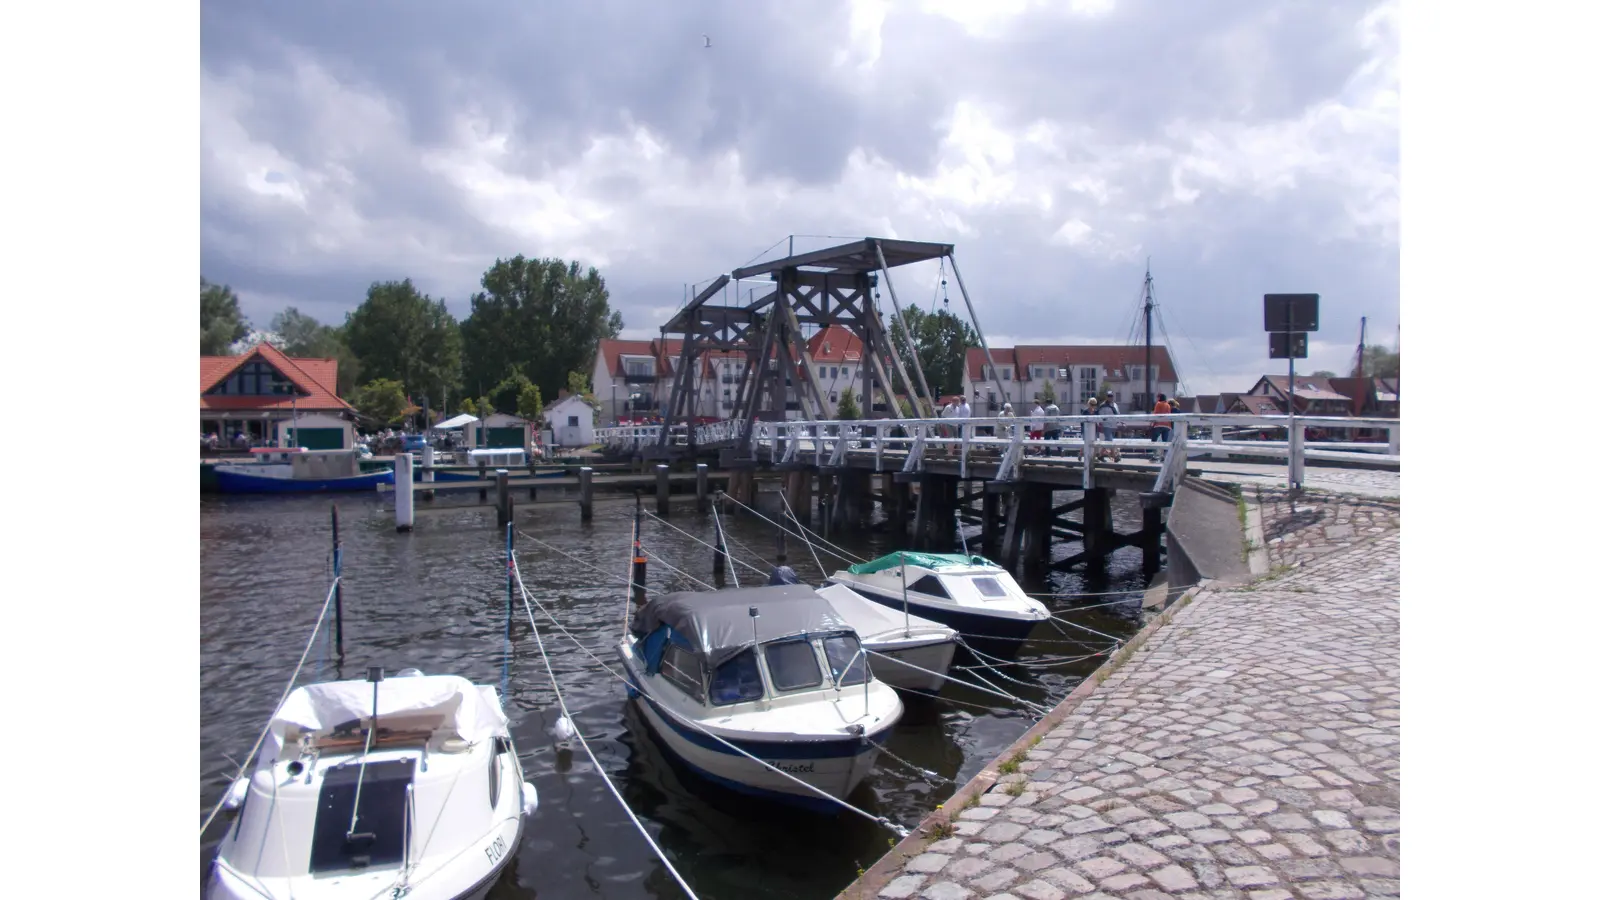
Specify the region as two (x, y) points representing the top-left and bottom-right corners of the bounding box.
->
(926, 821), (954, 841)
(1005, 780), (1026, 797)
(997, 757), (1021, 776)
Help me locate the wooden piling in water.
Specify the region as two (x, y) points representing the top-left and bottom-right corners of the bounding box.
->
(495, 469), (511, 527)
(579, 467), (594, 522)
(655, 464), (670, 517)
(696, 463), (709, 513)
(421, 445), (436, 501)
(395, 452), (415, 532)
(981, 487), (1002, 558)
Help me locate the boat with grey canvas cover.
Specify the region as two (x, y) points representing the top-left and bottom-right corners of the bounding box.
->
(618, 584), (903, 811)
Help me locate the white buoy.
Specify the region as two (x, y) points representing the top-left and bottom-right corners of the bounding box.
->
(395, 452), (414, 532)
(552, 714), (576, 748)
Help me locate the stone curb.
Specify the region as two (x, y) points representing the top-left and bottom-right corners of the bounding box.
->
(835, 578), (1213, 900)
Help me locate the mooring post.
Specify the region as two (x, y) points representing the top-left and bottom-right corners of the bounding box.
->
(505, 521), (514, 630)
(421, 444), (436, 501)
(395, 452), (415, 532)
(331, 505), (344, 659)
(495, 468), (511, 527)
(696, 463), (709, 513)
(631, 493), (648, 606)
(655, 464), (670, 517)
(579, 466), (594, 522)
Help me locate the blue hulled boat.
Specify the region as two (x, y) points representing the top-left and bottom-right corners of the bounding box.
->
(213, 448), (394, 494)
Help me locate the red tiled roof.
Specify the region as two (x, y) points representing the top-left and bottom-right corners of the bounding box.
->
(200, 342), (351, 412)
(964, 345), (1178, 381)
(806, 326), (863, 363)
(1227, 394), (1283, 415)
(1254, 375), (1350, 403)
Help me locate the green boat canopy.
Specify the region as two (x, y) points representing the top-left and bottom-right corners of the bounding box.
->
(846, 552), (998, 576)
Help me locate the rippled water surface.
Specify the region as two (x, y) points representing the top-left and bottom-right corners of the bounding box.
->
(200, 488), (1156, 898)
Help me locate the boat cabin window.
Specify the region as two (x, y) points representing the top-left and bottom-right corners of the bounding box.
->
(710, 648), (765, 705)
(823, 634), (868, 687)
(908, 575), (950, 599)
(764, 639), (823, 692)
(971, 576), (1007, 598)
(660, 643), (705, 702)
(309, 758), (414, 873)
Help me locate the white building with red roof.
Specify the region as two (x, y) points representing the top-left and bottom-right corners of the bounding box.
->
(200, 342), (356, 449)
(961, 344), (1181, 414)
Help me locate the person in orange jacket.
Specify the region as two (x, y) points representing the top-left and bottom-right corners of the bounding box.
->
(1151, 393), (1173, 444)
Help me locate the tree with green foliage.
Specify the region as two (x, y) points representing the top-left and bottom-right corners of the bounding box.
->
(459, 256), (623, 401)
(343, 279), (463, 400)
(836, 387), (861, 420)
(1039, 379), (1057, 407)
(564, 371), (602, 425)
(517, 383), (544, 423)
(201, 278), (251, 355)
(886, 303), (979, 404)
(459, 397), (478, 418)
(270, 307), (361, 395)
(350, 378), (409, 425)
(475, 396), (495, 419)
(1354, 345), (1400, 379)
(488, 370), (535, 417)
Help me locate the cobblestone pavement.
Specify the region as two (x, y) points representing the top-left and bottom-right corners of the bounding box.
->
(869, 490), (1400, 900)
(1196, 464), (1400, 500)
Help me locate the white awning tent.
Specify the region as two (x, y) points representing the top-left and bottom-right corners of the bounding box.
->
(434, 413), (479, 430)
(265, 674), (507, 757)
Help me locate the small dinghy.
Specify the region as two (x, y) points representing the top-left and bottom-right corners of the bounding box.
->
(825, 552), (1049, 660)
(766, 566), (957, 694)
(208, 669), (537, 900)
(618, 584), (903, 811)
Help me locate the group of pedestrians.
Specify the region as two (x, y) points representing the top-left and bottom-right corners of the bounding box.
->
(930, 390), (1176, 464)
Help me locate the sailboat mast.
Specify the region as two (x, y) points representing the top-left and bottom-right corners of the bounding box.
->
(1143, 262), (1154, 411)
(1356, 316), (1367, 378)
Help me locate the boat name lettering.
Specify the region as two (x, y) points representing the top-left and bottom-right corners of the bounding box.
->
(767, 760), (815, 774)
(485, 834), (508, 864)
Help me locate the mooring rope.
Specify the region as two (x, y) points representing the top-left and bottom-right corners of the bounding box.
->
(1048, 614), (1125, 644)
(864, 649), (1051, 717)
(200, 575), (341, 837)
(715, 491), (867, 566)
(516, 530), (646, 595)
(510, 557), (910, 839)
(640, 510), (769, 580)
(509, 559), (702, 900)
(639, 546), (716, 591)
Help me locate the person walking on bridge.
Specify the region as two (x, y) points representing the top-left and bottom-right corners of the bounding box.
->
(1151, 393), (1173, 463)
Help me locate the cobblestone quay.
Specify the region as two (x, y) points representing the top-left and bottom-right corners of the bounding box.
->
(848, 485), (1400, 900)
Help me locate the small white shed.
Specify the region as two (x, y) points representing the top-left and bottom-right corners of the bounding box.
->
(544, 395), (597, 448)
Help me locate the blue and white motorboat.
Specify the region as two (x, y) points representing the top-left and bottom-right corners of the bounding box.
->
(825, 552), (1049, 660)
(618, 584), (903, 811)
(214, 448), (395, 494)
(207, 670), (537, 900)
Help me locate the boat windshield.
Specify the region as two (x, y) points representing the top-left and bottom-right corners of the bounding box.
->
(764, 639), (823, 692)
(971, 576), (1008, 598)
(309, 758), (414, 873)
(822, 634), (868, 687)
(709, 648), (765, 705)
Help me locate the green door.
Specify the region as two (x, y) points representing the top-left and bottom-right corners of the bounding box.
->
(288, 427), (345, 450)
(484, 427), (524, 449)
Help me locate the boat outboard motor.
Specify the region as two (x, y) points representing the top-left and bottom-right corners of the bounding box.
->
(767, 566), (801, 586)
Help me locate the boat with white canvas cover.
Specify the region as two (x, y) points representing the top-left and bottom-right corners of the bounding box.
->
(619, 584), (903, 811)
(764, 566), (958, 694)
(207, 669), (538, 900)
(825, 552), (1049, 660)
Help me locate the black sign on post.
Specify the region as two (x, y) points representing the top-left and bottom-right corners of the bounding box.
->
(1269, 332), (1309, 359)
(1263, 294), (1320, 333)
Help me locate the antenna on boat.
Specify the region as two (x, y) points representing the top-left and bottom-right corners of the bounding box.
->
(346, 666), (385, 849)
(899, 560), (912, 639)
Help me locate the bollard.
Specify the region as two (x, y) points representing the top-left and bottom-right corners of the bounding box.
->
(655, 464), (670, 517)
(696, 463), (709, 513)
(395, 452), (415, 532)
(496, 469), (511, 527)
(421, 444), (436, 501)
(579, 467), (594, 522)
(331, 505), (345, 659)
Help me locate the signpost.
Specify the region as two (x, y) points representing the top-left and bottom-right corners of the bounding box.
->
(1263, 294), (1319, 489)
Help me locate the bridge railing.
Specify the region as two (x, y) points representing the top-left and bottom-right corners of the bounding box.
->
(750, 413), (1398, 491)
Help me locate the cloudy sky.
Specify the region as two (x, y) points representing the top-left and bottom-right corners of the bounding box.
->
(201, 0), (1398, 396)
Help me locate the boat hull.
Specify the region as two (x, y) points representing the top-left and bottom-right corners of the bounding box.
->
(865, 636), (958, 693)
(621, 658), (890, 812)
(832, 580), (1042, 660)
(213, 467), (395, 494)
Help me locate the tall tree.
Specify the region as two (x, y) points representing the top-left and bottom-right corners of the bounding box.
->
(886, 303), (979, 406)
(201, 277), (251, 355)
(836, 387), (861, 420)
(343, 279), (463, 401)
(1355, 346), (1400, 379)
(270, 307), (361, 395)
(459, 256), (623, 401)
(348, 378), (409, 425)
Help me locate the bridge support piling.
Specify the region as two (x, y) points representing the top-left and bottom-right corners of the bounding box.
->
(1081, 487), (1114, 570)
(1000, 485), (1026, 569)
(1023, 487), (1054, 574)
(1138, 491), (1171, 577)
(655, 464), (671, 517)
(981, 487), (1002, 558)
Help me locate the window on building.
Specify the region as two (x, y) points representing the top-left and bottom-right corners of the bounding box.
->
(841, 366), (850, 378)
(206, 360), (303, 397)
(830, 392), (838, 403)
(567, 415), (579, 427)
(1078, 368), (1099, 405)
(1057, 367), (1069, 380)
(1002, 367), (1012, 381)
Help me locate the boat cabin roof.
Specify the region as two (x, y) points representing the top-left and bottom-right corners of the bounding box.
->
(631, 584), (851, 668)
(846, 551), (1000, 576)
(266, 674), (507, 757)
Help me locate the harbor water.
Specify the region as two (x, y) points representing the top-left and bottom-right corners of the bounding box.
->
(200, 489), (1154, 898)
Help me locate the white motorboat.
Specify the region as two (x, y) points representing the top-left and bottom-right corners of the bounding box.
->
(208, 670), (538, 900)
(825, 552), (1050, 660)
(813, 582), (958, 693)
(618, 584), (903, 811)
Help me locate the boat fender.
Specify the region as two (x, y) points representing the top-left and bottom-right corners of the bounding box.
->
(521, 782), (539, 817)
(223, 777), (249, 811)
(551, 715), (576, 749)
